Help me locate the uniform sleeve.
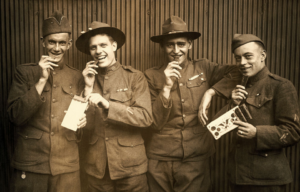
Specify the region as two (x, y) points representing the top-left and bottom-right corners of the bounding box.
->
(203, 60), (242, 99)
(256, 81), (300, 150)
(106, 72), (153, 128)
(7, 65), (44, 126)
(144, 70), (172, 131)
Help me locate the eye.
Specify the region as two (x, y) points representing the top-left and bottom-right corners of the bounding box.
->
(48, 41), (55, 45)
(177, 43), (186, 47)
(60, 42), (67, 46)
(90, 46), (96, 50)
(245, 55), (253, 59)
(101, 44), (107, 48)
(165, 43), (173, 48)
(234, 56), (241, 61)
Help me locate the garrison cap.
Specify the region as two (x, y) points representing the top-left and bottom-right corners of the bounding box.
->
(151, 16), (201, 43)
(42, 11), (71, 38)
(232, 34), (264, 52)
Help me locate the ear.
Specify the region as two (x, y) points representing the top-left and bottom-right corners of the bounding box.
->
(66, 39), (72, 50)
(188, 40), (192, 49)
(112, 41), (117, 51)
(261, 50), (267, 62)
(42, 39), (45, 48)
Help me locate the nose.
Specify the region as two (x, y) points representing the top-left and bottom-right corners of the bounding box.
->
(173, 44), (180, 53)
(54, 43), (59, 51)
(96, 46), (102, 54)
(240, 57), (247, 65)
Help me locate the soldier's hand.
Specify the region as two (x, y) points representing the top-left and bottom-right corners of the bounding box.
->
(198, 89), (215, 126)
(38, 55), (59, 80)
(77, 113), (87, 129)
(234, 120), (257, 139)
(83, 61), (98, 88)
(232, 85), (248, 106)
(86, 93), (109, 109)
(164, 61), (182, 89)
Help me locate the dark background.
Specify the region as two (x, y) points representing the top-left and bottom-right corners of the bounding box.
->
(1, 0), (299, 191)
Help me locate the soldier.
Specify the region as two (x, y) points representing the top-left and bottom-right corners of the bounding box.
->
(226, 34), (300, 192)
(75, 21), (152, 192)
(7, 11), (86, 192)
(144, 16), (240, 192)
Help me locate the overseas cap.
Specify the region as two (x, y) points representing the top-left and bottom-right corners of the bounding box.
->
(42, 11), (71, 38)
(150, 16), (200, 43)
(232, 34), (264, 52)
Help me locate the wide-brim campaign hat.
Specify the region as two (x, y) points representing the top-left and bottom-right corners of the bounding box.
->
(151, 16), (201, 43)
(76, 21), (125, 54)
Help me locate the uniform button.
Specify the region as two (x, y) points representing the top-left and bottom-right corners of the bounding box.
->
(258, 104), (261, 107)
(182, 114), (186, 118)
(70, 86), (72, 89)
(53, 72), (56, 75)
(105, 137), (109, 141)
(179, 83), (183, 86)
(51, 132), (54, 136)
(51, 114), (54, 118)
(105, 76), (108, 80)
(201, 78), (204, 80)
(53, 84), (57, 88)
(131, 145), (133, 147)
(25, 136), (28, 139)
(103, 91), (107, 95)
(52, 99), (56, 103)
(265, 154), (268, 157)
(256, 93), (260, 96)
(70, 93), (73, 96)
(181, 99), (185, 103)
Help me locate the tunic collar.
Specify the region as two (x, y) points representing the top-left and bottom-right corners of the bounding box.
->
(247, 66), (269, 85)
(97, 61), (120, 75)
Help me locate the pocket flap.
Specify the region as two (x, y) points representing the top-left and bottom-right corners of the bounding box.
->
(246, 95), (272, 108)
(250, 149), (282, 157)
(17, 127), (43, 140)
(89, 135), (99, 145)
(110, 91), (132, 102)
(65, 131), (77, 141)
(186, 77), (206, 88)
(62, 85), (75, 97)
(118, 136), (144, 147)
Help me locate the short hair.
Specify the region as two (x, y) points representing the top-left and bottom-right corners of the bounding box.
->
(159, 36), (192, 48)
(254, 41), (266, 51)
(89, 33), (115, 45)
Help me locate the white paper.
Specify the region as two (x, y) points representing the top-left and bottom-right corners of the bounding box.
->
(61, 98), (88, 131)
(207, 106), (240, 140)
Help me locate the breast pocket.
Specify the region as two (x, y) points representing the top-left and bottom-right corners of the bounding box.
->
(186, 76), (207, 111)
(110, 90), (132, 105)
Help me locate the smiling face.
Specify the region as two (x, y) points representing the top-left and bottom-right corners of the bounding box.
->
(162, 37), (192, 64)
(43, 33), (71, 65)
(89, 34), (117, 68)
(234, 42), (267, 77)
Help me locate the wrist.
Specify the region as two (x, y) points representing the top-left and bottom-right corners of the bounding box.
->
(206, 88), (216, 96)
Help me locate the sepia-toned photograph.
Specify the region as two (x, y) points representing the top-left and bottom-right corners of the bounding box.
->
(0, 0), (299, 191)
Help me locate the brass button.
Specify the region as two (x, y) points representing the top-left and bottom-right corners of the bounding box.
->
(103, 91), (107, 95)
(25, 136), (28, 139)
(69, 86), (72, 89)
(181, 99), (185, 103)
(51, 132), (54, 136)
(105, 137), (109, 141)
(183, 114), (186, 118)
(179, 83), (183, 86)
(52, 99), (56, 103)
(53, 72), (56, 75)
(51, 114), (54, 118)
(265, 154), (268, 157)
(53, 84), (57, 88)
(105, 76), (108, 80)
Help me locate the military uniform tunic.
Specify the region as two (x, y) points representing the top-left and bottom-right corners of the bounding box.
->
(84, 61), (152, 180)
(7, 63), (83, 175)
(227, 66), (300, 185)
(144, 58), (240, 161)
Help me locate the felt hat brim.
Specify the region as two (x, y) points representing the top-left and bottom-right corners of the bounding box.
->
(151, 32), (201, 43)
(76, 27), (125, 55)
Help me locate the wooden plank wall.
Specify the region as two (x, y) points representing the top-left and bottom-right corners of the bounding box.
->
(1, 0), (299, 191)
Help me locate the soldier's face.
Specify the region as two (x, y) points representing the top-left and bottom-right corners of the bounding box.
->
(43, 33), (71, 63)
(89, 34), (117, 68)
(163, 37), (192, 64)
(234, 42), (266, 77)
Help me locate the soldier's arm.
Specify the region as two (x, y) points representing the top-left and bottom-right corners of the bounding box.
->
(105, 72), (153, 128)
(256, 81), (300, 150)
(144, 70), (172, 131)
(7, 65), (45, 126)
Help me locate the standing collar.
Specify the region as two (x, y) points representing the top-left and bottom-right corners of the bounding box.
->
(247, 66), (269, 84)
(97, 61), (120, 75)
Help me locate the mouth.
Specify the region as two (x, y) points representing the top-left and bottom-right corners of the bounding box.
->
(96, 55), (107, 61)
(171, 55), (183, 60)
(239, 66), (251, 72)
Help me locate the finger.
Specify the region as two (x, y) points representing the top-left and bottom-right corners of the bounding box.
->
(203, 111), (208, 121)
(88, 64), (99, 69)
(79, 114), (86, 121)
(237, 127), (248, 132)
(236, 89), (248, 96)
(169, 73), (180, 79)
(41, 55), (49, 60)
(200, 115), (206, 126)
(172, 69), (182, 78)
(236, 85), (246, 89)
(88, 69), (98, 74)
(169, 63), (182, 70)
(233, 120), (247, 126)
